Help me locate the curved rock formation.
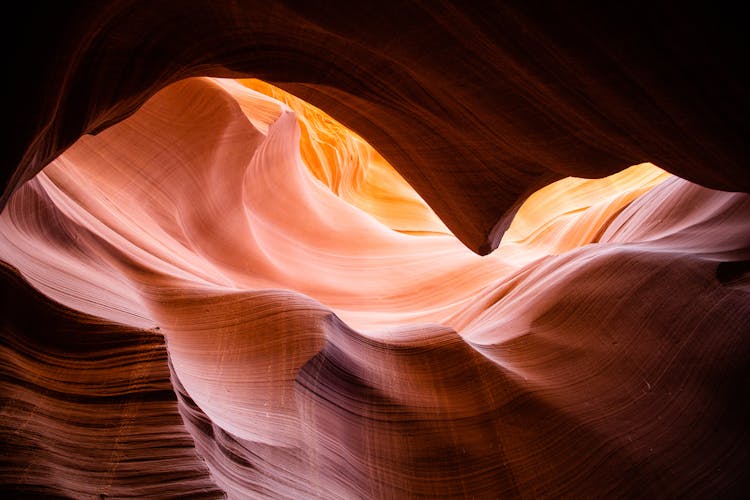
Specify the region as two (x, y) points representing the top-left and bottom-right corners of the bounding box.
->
(0, 261), (221, 499)
(4, 2), (750, 498)
(5, 1), (749, 253)
(1, 72), (749, 498)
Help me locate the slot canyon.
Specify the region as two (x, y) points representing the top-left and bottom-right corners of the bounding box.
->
(2, 2), (749, 498)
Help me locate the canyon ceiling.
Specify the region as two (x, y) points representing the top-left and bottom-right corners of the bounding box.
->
(2, 1), (749, 498)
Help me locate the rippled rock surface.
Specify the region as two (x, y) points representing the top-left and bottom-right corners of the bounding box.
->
(2, 3), (750, 498)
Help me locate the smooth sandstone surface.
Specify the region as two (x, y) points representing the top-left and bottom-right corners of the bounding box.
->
(1, 75), (748, 497)
(5, 2), (749, 254)
(2, 2), (750, 498)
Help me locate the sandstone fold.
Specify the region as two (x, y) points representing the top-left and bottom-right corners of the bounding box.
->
(0, 262), (221, 499)
(5, 2), (749, 253)
(1, 75), (748, 497)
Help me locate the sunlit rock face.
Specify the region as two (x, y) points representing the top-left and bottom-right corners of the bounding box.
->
(3, 3), (750, 498)
(1, 74), (749, 498)
(6, 2), (750, 254)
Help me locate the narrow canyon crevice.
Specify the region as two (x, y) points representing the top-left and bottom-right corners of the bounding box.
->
(2, 3), (749, 498)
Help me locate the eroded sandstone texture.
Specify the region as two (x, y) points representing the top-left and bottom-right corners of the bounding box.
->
(2, 2), (749, 498)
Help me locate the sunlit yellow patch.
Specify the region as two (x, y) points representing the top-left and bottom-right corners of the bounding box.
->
(238, 78), (449, 235)
(239, 78), (669, 255)
(502, 163), (670, 253)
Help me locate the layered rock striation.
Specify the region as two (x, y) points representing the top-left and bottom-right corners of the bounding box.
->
(1, 75), (748, 497)
(2, 3), (750, 497)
